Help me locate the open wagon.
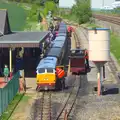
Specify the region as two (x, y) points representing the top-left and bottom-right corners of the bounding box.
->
(69, 49), (89, 75)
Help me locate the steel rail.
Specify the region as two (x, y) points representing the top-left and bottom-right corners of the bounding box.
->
(93, 14), (120, 25)
(55, 76), (80, 120)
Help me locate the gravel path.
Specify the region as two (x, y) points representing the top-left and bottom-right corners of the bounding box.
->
(68, 27), (120, 120)
(73, 87), (120, 120)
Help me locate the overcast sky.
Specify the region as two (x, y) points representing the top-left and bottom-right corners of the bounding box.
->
(91, 0), (115, 9)
(59, 0), (76, 8)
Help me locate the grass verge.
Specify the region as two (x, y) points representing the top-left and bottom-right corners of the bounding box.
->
(0, 93), (24, 120)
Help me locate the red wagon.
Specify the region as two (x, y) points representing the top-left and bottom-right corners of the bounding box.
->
(69, 49), (89, 75)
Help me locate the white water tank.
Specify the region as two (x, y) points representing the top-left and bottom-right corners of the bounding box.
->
(88, 28), (110, 62)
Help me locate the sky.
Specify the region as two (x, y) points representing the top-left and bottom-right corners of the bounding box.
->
(59, 0), (76, 8)
(91, 0), (115, 9)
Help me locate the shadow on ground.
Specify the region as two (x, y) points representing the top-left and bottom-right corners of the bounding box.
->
(102, 88), (119, 95)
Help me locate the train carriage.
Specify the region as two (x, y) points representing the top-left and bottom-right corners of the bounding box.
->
(47, 47), (64, 65)
(52, 41), (65, 48)
(36, 21), (68, 91)
(57, 33), (66, 37)
(55, 36), (66, 40)
(58, 29), (67, 34)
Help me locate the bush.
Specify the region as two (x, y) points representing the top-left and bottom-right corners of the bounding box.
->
(73, 0), (92, 24)
(27, 4), (38, 21)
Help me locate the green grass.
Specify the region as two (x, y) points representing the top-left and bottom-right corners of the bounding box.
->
(0, 1), (27, 31)
(0, 93), (24, 120)
(61, 14), (78, 23)
(9, 94), (32, 120)
(82, 23), (101, 28)
(110, 32), (120, 63)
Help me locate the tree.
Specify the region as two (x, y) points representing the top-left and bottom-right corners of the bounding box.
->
(43, 1), (58, 16)
(71, 0), (92, 24)
(38, 12), (42, 23)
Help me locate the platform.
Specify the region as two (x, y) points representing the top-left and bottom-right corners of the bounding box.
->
(0, 77), (10, 88)
(25, 78), (37, 93)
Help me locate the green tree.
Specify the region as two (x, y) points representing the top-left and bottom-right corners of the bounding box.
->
(71, 0), (92, 24)
(43, 1), (57, 16)
(38, 12), (42, 22)
(28, 4), (38, 21)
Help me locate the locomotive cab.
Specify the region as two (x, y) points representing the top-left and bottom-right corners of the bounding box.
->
(69, 49), (89, 75)
(36, 68), (56, 90)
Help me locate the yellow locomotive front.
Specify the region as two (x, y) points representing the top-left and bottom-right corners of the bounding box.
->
(36, 68), (56, 90)
(36, 57), (57, 91)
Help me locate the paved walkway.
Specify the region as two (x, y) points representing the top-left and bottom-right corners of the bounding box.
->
(25, 78), (37, 93)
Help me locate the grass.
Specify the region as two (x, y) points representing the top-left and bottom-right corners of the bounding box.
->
(0, 1), (27, 31)
(61, 14), (78, 23)
(0, 93), (24, 120)
(92, 10), (120, 16)
(9, 94), (32, 120)
(81, 23), (101, 28)
(110, 32), (120, 63)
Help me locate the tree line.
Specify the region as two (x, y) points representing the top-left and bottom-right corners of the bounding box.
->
(60, 0), (92, 24)
(7, 0), (59, 4)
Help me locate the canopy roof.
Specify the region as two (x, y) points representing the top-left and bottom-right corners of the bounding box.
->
(0, 31), (49, 47)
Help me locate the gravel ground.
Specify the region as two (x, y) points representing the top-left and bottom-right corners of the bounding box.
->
(68, 27), (120, 120)
(72, 84), (120, 120)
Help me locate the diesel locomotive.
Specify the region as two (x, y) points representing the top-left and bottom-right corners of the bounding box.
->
(36, 22), (68, 91)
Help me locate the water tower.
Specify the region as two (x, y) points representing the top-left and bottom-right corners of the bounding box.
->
(88, 28), (110, 96)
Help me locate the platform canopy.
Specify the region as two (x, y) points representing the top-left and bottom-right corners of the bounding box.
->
(0, 31), (49, 48)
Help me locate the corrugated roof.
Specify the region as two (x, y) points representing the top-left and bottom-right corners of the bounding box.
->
(0, 9), (11, 35)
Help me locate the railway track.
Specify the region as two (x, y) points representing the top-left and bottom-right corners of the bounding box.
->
(31, 91), (52, 120)
(73, 31), (81, 48)
(93, 14), (120, 25)
(55, 76), (80, 120)
(108, 56), (120, 83)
